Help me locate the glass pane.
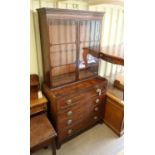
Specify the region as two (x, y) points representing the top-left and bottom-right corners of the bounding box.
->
(79, 20), (101, 80)
(48, 19), (77, 87)
(49, 19), (76, 45)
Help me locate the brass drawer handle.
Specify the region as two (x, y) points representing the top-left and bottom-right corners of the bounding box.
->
(67, 99), (72, 105)
(67, 119), (73, 125)
(94, 116), (98, 120)
(67, 110), (73, 116)
(68, 129), (72, 135)
(94, 107), (99, 111)
(96, 98), (100, 103)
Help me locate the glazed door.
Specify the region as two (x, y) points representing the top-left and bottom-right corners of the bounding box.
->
(48, 19), (77, 87)
(78, 20), (102, 80)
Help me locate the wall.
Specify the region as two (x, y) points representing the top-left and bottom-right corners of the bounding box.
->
(30, 11), (38, 74)
(30, 0), (56, 82)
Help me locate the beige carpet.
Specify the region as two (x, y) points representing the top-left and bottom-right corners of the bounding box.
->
(32, 124), (124, 155)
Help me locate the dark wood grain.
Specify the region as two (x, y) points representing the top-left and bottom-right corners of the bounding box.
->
(30, 114), (57, 155)
(30, 74), (39, 100)
(37, 8), (105, 20)
(37, 9), (52, 87)
(104, 94), (124, 136)
(43, 76), (107, 148)
(37, 8), (104, 88)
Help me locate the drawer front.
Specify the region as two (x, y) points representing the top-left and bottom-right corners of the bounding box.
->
(57, 104), (85, 129)
(57, 94), (84, 110)
(57, 103), (104, 141)
(58, 94), (105, 117)
(57, 88), (106, 111)
(57, 94), (105, 130)
(58, 113), (101, 141)
(104, 97), (124, 134)
(30, 105), (47, 116)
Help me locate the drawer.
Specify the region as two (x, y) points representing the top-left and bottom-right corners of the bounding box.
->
(57, 100), (85, 118)
(57, 99), (94, 129)
(57, 106), (85, 129)
(57, 91), (105, 111)
(30, 105), (47, 116)
(57, 96), (105, 129)
(58, 114), (100, 141)
(57, 94), (85, 110)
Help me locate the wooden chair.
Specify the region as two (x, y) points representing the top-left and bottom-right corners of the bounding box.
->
(30, 114), (57, 155)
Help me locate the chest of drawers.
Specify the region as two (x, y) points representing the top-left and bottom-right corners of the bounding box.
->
(43, 76), (107, 148)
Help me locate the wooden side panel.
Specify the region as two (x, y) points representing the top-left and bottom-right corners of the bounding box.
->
(37, 9), (51, 87)
(104, 96), (124, 136)
(43, 84), (58, 127)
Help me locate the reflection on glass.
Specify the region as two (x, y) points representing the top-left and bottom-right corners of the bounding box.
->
(79, 19), (101, 80)
(49, 19), (77, 87)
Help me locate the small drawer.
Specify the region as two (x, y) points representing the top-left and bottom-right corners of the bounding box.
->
(30, 105), (47, 116)
(57, 94), (84, 110)
(57, 101), (83, 117)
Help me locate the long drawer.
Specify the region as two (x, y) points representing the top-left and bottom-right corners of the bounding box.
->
(57, 104), (84, 129)
(57, 102), (103, 141)
(57, 90), (106, 111)
(58, 112), (101, 141)
(57, 94), (105, 127)
(55, 81), (106, 109)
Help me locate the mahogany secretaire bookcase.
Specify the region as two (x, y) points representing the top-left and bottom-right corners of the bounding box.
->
(37, 8), (108, 148)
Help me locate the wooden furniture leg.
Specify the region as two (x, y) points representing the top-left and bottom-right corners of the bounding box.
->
(51, 140), (56, 155)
